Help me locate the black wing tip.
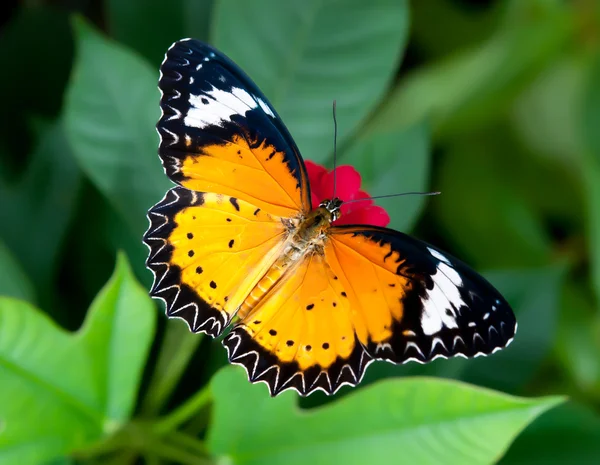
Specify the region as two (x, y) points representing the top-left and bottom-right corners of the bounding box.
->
(223, 329), (373, 397)
(143, 188), (227, 339)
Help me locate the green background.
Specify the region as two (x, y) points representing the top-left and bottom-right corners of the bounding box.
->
(1, 0), (599, 464)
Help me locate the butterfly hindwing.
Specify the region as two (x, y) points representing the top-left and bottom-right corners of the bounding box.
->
(144, 187), (288, 337)
(223, 252), (373, 396)
(158, 39), (311, 217)
(327, 226), (517, 363)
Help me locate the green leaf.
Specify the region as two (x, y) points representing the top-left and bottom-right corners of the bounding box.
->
(208, 367), (563, 465)
(64, 17), (170, 237)
(555, 279), (600, 397)
(0, 120), (81, 294)
(212, 0), (409, 163)
(341, 122), (431, 232)
(141, 319), (204, 415)
(0, 254), (156, 465)
(581, 51), (600, 302)
(369, 1), (573, 139)
(499, 402), (600, 465)
(512, 58), (586, 163)
(0, 240), (36, 303)
(461, 265), (567, 393)
(106, 0), (213, 66)
(80, 253), (157, 424)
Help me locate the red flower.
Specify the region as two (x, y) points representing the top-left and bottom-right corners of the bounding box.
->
(305, 160), (390, 227)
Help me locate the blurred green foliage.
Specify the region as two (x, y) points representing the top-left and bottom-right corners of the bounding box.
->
(0, 0), (599, 464)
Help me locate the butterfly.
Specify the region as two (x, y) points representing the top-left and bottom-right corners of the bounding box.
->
(143, 39), (517, 397)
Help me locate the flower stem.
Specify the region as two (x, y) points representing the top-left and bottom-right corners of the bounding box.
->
(153, 384), (212, 434)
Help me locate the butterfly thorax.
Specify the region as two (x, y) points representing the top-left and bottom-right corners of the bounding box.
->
(296, 205), (334, 240)
(237, 200), (342, 320)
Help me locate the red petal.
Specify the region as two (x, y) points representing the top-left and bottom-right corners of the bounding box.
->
(305, 160), (327, 185)
(321, 165), (362, 201)
(305, 160), (328, 206)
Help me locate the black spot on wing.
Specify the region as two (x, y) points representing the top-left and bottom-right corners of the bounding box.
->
(229, 197), (240, 211)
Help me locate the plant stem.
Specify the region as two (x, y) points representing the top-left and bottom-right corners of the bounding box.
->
(153, 384), (212, 434)
(141, 319), (204, 415)
(168, 430), (210, 457)
(143, 438), (212, 465)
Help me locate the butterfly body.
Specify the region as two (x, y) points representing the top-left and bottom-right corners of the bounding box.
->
(144, 39), (517, 396)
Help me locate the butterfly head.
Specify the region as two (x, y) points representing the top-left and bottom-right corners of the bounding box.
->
(319, 198), (343, 222)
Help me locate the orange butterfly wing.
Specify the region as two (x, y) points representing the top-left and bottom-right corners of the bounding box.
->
(157, 39), (310, 218)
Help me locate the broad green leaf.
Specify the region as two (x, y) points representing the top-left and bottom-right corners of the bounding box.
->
(0, 120), (81, 295)
(583, 159), (600, 304)
(461, 265), (567, 393)
(212, 0), (409, 163)
(369, 1), (572, 139)
(0, 254), (155, 465)
(512, 58), (585, 163)
(0, 240), (35, 303)
(64, 17), (169, 237)
(581, 51), (600, 302)
(42, 458), (75, 465)
(106, 0), (213, 66)
(341, 122), (431, 232)
(500, 402), (600, 465)
(80, 253), (157, 424)
(103, 205), (153, 289)
(208, 367), (562, 465)
(555, 280), (600, 396)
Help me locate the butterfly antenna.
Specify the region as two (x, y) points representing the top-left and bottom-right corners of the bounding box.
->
(343, 191), (441, 205)
(332, 100), (338, 198)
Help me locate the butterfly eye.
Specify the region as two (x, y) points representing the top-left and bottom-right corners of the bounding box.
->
(319, 198), (343, 221)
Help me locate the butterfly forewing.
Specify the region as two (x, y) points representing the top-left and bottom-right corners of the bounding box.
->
(157, 39), (311, 217)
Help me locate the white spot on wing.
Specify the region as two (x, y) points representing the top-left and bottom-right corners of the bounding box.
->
(184, 85), (269, 129)
(420, 261), (466, 336)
